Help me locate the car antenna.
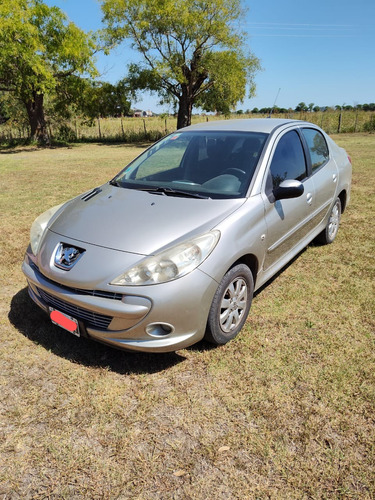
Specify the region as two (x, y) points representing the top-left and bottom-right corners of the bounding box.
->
(268, 88), (281, 118)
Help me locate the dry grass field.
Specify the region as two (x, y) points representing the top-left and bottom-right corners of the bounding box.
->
(0, 134), (374, 498)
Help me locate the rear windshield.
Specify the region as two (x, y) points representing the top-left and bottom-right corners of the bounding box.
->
(113, 131), (268, 199)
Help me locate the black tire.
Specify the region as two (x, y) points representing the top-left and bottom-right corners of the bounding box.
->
(315, 197), (342, 245)
(205, 264), (254, 345)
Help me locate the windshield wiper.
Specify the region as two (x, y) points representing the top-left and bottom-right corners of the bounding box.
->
(109, 179), (121, 187)
(139, 186), (210, 199)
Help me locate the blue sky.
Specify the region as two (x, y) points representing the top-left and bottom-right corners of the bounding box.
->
(47, 0), (375, 113)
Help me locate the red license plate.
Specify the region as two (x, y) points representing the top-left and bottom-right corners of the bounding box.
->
(49, 308), (80, 337)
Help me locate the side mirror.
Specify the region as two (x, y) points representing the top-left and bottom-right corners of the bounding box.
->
(273, 180), (304, 201)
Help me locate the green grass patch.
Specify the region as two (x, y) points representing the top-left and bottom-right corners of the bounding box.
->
(0, 134), (374, 498)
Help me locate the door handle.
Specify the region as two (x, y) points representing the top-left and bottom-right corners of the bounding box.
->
(333, 173), (337, 183)
(306, 192), (313, 205)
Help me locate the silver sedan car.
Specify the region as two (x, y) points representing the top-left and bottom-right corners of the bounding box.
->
(22, 119), (352, 352)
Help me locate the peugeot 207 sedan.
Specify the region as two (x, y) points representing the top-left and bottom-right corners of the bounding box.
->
(22, 119), (352, 352)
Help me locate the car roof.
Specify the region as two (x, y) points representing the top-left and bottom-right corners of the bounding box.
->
(181, 118), (307, 134)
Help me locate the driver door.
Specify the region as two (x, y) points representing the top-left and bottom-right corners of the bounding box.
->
(262, 129), (315, 272)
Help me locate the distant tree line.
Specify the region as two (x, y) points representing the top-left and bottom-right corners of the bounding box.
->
(238, 102), (375, 115)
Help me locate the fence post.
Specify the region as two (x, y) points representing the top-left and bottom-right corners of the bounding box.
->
(120, 114), (125, 140)
(337, 111), (342, 133)
(97, 116), (102, 140)
(143, 119), (147, 136)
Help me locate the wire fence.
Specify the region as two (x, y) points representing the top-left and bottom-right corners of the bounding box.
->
(1, 110), (374, 145)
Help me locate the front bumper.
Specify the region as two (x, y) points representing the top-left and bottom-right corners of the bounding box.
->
(22, 254), (218, 352)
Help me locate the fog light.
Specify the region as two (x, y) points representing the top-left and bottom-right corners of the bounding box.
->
(146, 323), (174, 337)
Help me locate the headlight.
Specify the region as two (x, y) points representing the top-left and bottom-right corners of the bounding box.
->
(110, 231), (220, 286)
(30, 204), (64, 255)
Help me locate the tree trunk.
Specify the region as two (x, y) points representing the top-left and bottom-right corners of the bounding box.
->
(177, 92), (193, 129)
(24, 92), (49, 144)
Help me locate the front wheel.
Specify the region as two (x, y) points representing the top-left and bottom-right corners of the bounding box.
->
(205, 264), (254, 345)
(315, 197), (342, 245)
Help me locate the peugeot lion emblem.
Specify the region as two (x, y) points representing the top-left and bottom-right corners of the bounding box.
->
(54, 243), (85, 270)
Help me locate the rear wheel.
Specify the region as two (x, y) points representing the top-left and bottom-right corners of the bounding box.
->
(315, 197), (341, 244)
(205, 264), (254, 345)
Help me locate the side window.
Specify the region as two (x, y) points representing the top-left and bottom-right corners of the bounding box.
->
(270, 130), (307, 188)
(302, 128), (329, 173)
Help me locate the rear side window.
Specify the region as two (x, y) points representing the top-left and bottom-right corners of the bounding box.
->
(302, 128), (329, 173)
(269, 130), (307, 188)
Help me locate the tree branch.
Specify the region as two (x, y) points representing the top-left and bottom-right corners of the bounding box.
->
(53, 68), (76, 78)
(0, 86), (16, 92)
(125, 15), (181, 98)
(193, 80), (214, 99)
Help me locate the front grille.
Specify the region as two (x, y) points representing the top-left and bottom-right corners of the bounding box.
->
(29, 261), (123, 301)
(36, 287), (112, 330)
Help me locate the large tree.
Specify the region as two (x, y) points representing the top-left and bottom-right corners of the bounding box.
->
(79, 80), (131, 120)
(101, 0), (260, 129)
(0, 0), (97, 143)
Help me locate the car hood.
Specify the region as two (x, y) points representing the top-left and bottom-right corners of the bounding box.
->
(49, 184), (244, 255)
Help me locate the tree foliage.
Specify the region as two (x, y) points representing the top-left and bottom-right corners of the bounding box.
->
(0, 0), (97, 142)
(78, 80), (131, 120)
(101, 0), (260, 128)
(295, 102), (308, 112)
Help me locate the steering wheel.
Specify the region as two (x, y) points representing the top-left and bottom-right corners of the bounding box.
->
(222, 168), (247, 180)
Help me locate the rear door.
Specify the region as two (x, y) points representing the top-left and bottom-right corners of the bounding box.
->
(261, 129), (315, 272)
(301, 127), (339, 225)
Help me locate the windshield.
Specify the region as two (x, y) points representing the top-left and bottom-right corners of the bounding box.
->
(112, 130), (268, 199)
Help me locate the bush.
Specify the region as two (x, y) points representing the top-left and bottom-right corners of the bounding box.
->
(363, 114), (375, 132)
(54, 124), (77, 142)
